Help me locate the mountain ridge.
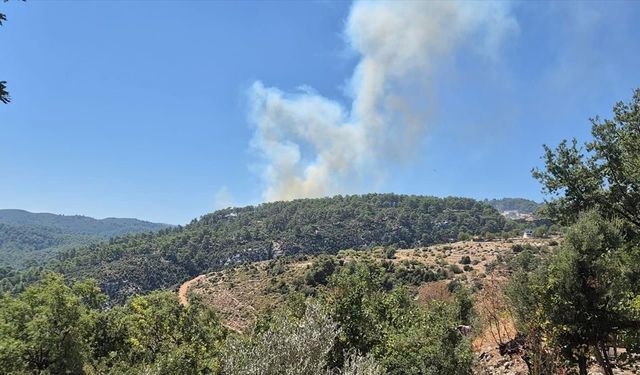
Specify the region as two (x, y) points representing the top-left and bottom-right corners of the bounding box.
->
(0, 209), (172, 268)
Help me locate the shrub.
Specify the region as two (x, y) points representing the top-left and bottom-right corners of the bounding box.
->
(223, 302), (336, 375)
(305, 256), (337, 287)
(384, 247), (397, 259)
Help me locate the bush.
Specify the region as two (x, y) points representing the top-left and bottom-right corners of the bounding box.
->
(223, 302), (336, 375)
(459, 255), (471, 265)
(384, 246), (397, 259)
(511, 244), (524, 253)
(305, 256), (337, 287)
(449, 264), (463, 274)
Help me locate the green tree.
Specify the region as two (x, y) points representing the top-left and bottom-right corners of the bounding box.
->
(508, 212), (639, 375)
(323, 261), (472, 374)
(0, 273), (103, 374)
(94, 292), (226, 374)
(533, 88), (640, 232)
(1, 12), (10, 104)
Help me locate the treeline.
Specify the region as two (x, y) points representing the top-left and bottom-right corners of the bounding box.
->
(0, 210), (171, 268)
(0, 209), (171, 238)
(45, 194), (508, 302)
(0, 262), (474, 375)
(0, 223), (97, 268)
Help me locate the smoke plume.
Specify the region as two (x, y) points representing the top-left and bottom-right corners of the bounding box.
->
(249, 1), (517, 201)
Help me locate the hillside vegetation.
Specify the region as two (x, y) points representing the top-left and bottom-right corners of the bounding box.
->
(0, 210), (171, 268)
(184, 237), (554, 333)
(48, 194), (512, 302)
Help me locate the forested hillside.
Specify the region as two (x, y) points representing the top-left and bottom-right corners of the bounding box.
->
(50, 194), (510, 302)
(0, 210), (171, 268)
(0, 209), (171, 237)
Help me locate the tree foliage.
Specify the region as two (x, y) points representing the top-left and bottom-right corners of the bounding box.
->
(3, 194), (508, 302)
(0, 274), (227, 375)
(1, 11), (10, 104)
(0, 210), (171, 269)
(0, 266), (473, 374)
(533, 89), (640, 233)
(508, 212), (640, 375)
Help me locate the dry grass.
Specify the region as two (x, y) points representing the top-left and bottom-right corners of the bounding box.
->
(181, 237), (557, 333)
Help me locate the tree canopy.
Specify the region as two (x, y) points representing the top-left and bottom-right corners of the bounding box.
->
(533, 89), (640, 233)
(0, 12), (10, 104)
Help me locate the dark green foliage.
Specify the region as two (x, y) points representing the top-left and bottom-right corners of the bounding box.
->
(449, 264), (463, 274)
(511, 244), (524, 253)
(394, 260), (444, 285)
(0, 266), (471, 375)
(305, 256), (337, 287)
(0, 265), (45, 294)
(508, 212), (640, 375)
(0, 274), (227, 375)
(1, 12), (9, 104)
(0, 209), (171, 237)
(322, 261), (473, 374)
(0, 80), (10, 104)
(533, 88), (640, 233)
(384, 246), (397, 259)
(459, 255), (471, 264)
(36, 194), (507, 302)
(0, 210), (171, 268)
(0, 274), (103, 374)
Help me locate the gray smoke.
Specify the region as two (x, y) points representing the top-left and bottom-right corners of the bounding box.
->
(248, 0), (517, 201)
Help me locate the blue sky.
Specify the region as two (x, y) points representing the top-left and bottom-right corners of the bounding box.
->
(1, 1), (639, 225)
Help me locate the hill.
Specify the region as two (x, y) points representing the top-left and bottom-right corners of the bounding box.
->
(0, 209), (171, 268)
(49, 194), (514, 302)
(183, 237), (555, 332)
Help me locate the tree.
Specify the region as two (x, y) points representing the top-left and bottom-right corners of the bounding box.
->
(508, 211), (639, 375)
(322, 261), (472, 374)
(0, 12), (10, 104)
(0, 273), (103, 374)
(0, 81), (9, 104)
(222, 302), (337, 375)
(533, 89), (640, 233)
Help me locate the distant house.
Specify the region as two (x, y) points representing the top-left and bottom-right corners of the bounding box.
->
(523, 229), (534, 238)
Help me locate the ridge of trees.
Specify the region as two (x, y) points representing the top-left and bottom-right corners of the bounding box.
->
(0, 211), (172, 269)
(1, 194), (512, 302)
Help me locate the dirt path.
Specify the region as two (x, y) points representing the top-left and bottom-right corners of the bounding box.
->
(178, 274), (206, 306)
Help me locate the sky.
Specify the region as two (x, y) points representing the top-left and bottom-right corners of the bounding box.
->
(1, 1), (639, 225)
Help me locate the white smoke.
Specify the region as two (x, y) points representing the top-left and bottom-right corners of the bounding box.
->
(249, 1), (517, 201)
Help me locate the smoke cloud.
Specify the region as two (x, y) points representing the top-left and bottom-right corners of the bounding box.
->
(249, 1), (517, 201)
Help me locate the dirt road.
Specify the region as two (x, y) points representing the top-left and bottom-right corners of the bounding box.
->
(178, 274), (206, 305)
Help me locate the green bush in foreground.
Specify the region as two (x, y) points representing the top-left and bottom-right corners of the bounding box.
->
(0, 263), (473, 375)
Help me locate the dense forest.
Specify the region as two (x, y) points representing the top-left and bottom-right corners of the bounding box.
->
(47, 194), (510, 302)
(0, 209), (171, 237)
(0, 210), (171, 268)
